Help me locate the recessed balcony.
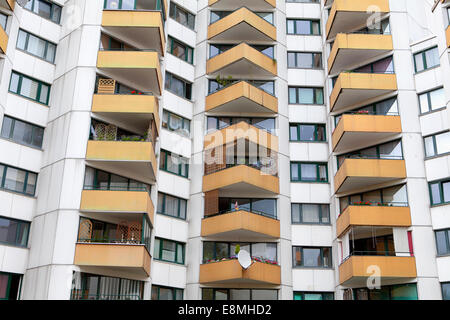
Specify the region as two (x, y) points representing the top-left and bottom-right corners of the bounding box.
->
(199, 259), (281, 285)
(334, 158), (406, 194)
(96, 50), (162, 95)
(209, 0), (275, 10)
(0, 22), (8, 54)
(339, 255), (417, 286)
(330, 72), (397, 113)
(332, 114), (402, 153)
(336, 205), (411, 238)
(328, 33), (393, 75)
(101, 10), (165, 55)
(207, 43), (277, 78)
(85, 141), (157, 184)
(0, 0), (13, 10)
(205, 81), (278, 114)
(208, 7), (276, 42)
(326, 0), (390, 40)
(80, 189), (155, 226)
(204, 121), (278, 152)
(202, 210), (280, 240)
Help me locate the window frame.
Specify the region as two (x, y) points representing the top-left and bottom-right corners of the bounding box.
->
(286, 19), (321, 35)
(291, 203), (330, 225)
(294, 291), (334, 300)
(159, 149), (189, 178)
(169, 3), (195, 30)
(0, 163), (38, 196)
(83, 167), (149, 192)
(413, 46), (440, 73)
(292, 246), (332, 268)
(287, 51), (322, 69)
(429, 178), (450, 206)
(424, 131), (450, 159)
(165, 72), (192, 100)
(167, 36), (194, 64)
(16, 29), (57, 63)
(0, 215), (30, 248)
(9, 71), (51, 105)
(202, 241), (278, 264)
(435, 228), (450, 256)
(1, 115), (45, 149)
(162, 109), (191, 136)
(289, 123), (326, 142)
(290, 162), (328, 183)
(151, 285), (184, 300)
(24, 0), (62, 24)
(288, 86), (324, 105)
(154, 237), (185, 265)
(157, 192), (187, 220)
(418, 87), (446, 114)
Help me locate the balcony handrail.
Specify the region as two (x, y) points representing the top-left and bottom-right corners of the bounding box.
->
(89, 135), (152, 143)
(338, 30), (392, 36)
(203, 255), (278, 265)
(347, 201), (409, 207)
(204, 208), (278, 220)
(83, 185), (150, 192)
(335, 111), (400, 126)
(341, 251), (414, 265)
(206, 158), (278, 177)
(339, 154), (404, 161)
(99, 47), (159, 52)
(77, 237), (152, 253)
(94, 91), (155, 96)
(207, 79), (276, 97)
(70, 291), (142, 300)
(209, 6), (275, 26)
(339, 69), (395, 75)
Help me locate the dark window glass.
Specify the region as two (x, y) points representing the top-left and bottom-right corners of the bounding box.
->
(1, 116), (44, 148)
(0, 216), (30, 247)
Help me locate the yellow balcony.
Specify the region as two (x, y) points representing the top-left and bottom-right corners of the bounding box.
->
(92, 94), (160, 134)
(334, 159), (406, 194)
(204, 121), (278, 152)
(74, 243), (151, 277)
(326, 0), (390, 40)
(328, 33), (393, 75)
(446, 25), (450, 48)
(336, 205), (411, 238)
(208, 7), (276, 42)
(199, 259), (281, 285)
(206, 81), (277, 114)
(0, 23), (8, 54)
(209, 0), (275, 11)
(101, 10), (165, 55)
(97, 50), (162, 95)
(332, 114), (402, 153)
(86, 141), (157, 184)
(80, 189), (155, 226)
(339, 255), (417, 286)
(203, 165), (279, 195)
(202, 210), (280, 240)
(0, 0), (13, 10)
(207, 43), (277, 78)
(330, 73), (397, 113)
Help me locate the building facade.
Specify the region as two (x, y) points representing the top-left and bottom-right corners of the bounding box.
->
(0, 0), (449, 300)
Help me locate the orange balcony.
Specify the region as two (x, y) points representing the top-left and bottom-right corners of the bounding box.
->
(202, 210), (280, 240)
(207, 43), (277, 78)
(326, 0), (390, 40)
(336, 205), (411, 238)
(208, 7), (276, 42)
(0, 22), (8, 54)
(101, 10), (165, 55)
(206, 81), (277, 114)
(330, 72), (397, 113)
(339, 255), (417, 286)
(446, 25), (450, 48)
(0, 0), (14, 10)
(74, 243), (151, 277)
(334, 158), (406, 194)
(328, 33), (393, 75)
(199, 259), (281, 285)
(332, 114), (402, 153)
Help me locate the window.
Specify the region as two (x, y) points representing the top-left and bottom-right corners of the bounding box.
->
(165, 72), (192, 99)
(337, 139), (403, 167)
(104, 0), (136, 9)
(170, 3), (195, 30)
(157, 192), (187, 220)
(0, 12), (7, 30)
(0, 216), (30, 248)
(83, 167), (149, 192)
(202, 288), (278, 300)
(154, 238), (185, 264)
(1, 116), (44, 148)
(357, 18), (390, 35)
(424, 131), (450, 158)
(287, 19), (320, 35)
(291, 204), (330, 224)
(218, 198), (277, 219)
(159, 149), (189, 178)
(289, 123), (325, 142)
(292, 246), (332, 268)
(0, 272), (21, 300)
(210, 43), (274, 59)
(288, 87), (323, 104)
(435, 229), (450, 255)
(208, 79), (275, 96)
(24, 0), (62, 24)
(151, 285), (183, 300)
(419, 87), (446, 114)
(207, 116), (275, 134)
(442, 283), (450, 300)
(0, 164), (37, 196)
(429, 179), (450, 206)
(353, 56), (394, 74)
(162, 110), (190, 137)
(287, 52), (322, 69)
(294, 292), (334, 300)
(16, 29), (56, 63)
(414, 47), (439, 72)
(354, 283), (418, 300)
(168, 37), (193, 64)
(335, 97), (398, 125)
(290, 162), (328, 182)
(203, 242), (277, 264)
(9, 72), (50, 105)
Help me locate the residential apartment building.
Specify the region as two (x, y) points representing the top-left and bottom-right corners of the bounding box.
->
(0, 0), (449, 300)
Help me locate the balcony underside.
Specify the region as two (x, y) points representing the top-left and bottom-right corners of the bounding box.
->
(209, 0), (276, 10)
(0, 0), (13, 10)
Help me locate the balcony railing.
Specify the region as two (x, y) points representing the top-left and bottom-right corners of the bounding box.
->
(342, 251), (413, 263)
(340, 201), (408, 215)
(71, 291), (141, 300)
(83, 185), (150, 193)
(203, 255), (278, 265)
(205, 208), (277, 220)
(205, 157), (278, 177)
(335, 110), (399, 127)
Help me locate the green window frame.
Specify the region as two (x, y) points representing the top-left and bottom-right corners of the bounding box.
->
(83, 166), (149, 192)
(24, 0), (62, 24)
(16, 29), (57, 63)
(0, 272), (22, 300)
(151, 285), (183, 300)
(289, 123), (326, 142)
(419, 87), (446, 114)
(291, 203), (330, 225)
(286, 19), (321, 35)
(287, 52), (322, 69)
(435, 228), (450, 256)
(0, 163), (38, 196)
(103, 0), (136, 9)
(169, 3), (195, 30)
(429, 179), (450, 206)
(167, 36), (194, 64)
(442, 282), (450, 300)
(1, 115), (45, 149)
(353, 283), (418, 300)
(164, 72), (192, 99)
(159, 149), (189, 178)
(413, 46), (440, 73)
(292, 246), (332, 268)
(157, 192), (187, 220)
(202, 242), (278, 264)
(0, 215), (30, 248)
(202, 288), (278, 300)
(162, 109), (191, 136)
(294, 292), (334, 300)
(290, 162), (328, 183)
(424, 131), (450, 158)
(9, 71), (51, 105)
(288, 87), (324, 104)
(153, 238), (185, 264)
